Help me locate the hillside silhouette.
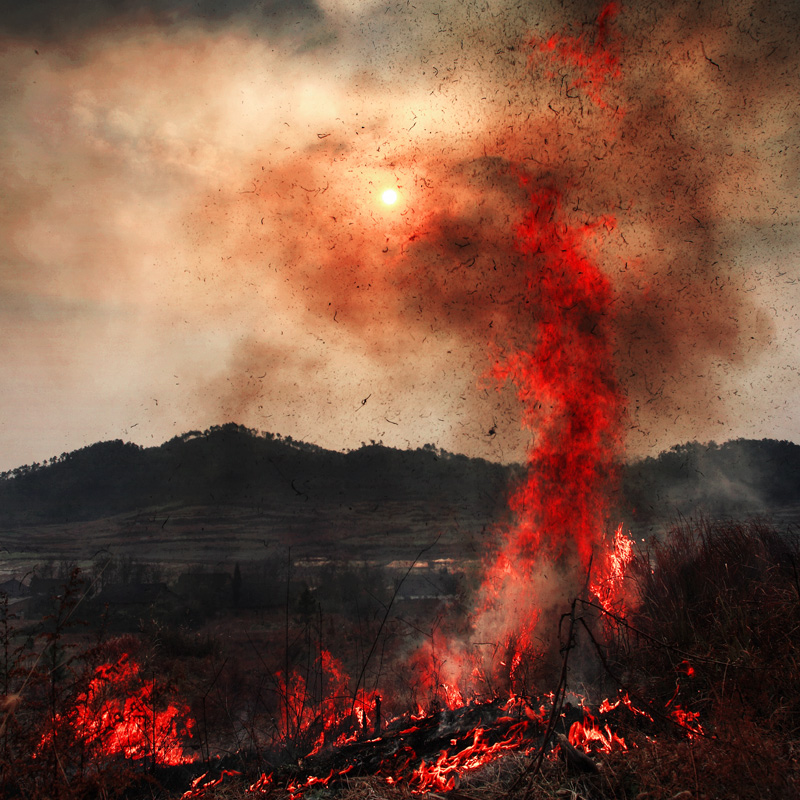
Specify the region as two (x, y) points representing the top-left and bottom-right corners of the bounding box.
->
(1, 427), (799, 528)
(0, 424), (513, 525)
(622, 438), (800, 525)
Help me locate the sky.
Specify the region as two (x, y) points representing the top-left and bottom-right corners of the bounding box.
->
(1, 0), (798, 473)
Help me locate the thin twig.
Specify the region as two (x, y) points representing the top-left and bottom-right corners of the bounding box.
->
(509, 598), (578, 796)
(350, 535), (440, 719)
(577, 598), (758, 669)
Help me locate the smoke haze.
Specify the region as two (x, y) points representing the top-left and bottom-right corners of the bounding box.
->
(1, 0), (798, 471)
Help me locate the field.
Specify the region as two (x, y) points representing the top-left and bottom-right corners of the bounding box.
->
(0, 495), (496, 579)
(1, 512), (799, 799)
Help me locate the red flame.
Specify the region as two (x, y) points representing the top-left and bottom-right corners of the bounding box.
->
(458, 184), (626, 693)
(454, 9), (628, 697)
(404, 6), (630, 705)
(591, 522), (635, 618)
(275, 649), (380, 753)
(181, 769), (241, 799)
(531, 2), (622, 109)
(598, 692), (654, 722)
(408, 726), (531, 793)
(568, 713), (627, 754)
(668, 705), (705, 739)
(497, 189), (623, 568)
(247, 772), (274, 794)
(38, 653), (196, 767)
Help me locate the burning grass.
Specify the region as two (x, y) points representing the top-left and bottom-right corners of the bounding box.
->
(167, 516), (799, 800)
(2, 5), (799, 796)
(1, 518), (799, 799)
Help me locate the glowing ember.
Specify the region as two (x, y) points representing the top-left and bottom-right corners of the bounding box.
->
(181, 769), (241, 799)
(668, 705), (705, 739)
(599, 693), (654, 721)
(678, 660), (696, 678)
(248, 772), (274, 794)
(174, 690), (704, 798)
(407, 726), (531, 793)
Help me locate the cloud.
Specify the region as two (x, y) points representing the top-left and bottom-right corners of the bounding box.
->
(0, 0), (798, 470)
(0, 0), (322, 40)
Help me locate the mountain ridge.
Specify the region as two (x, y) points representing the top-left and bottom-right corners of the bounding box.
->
(0, 423), (514, 525)
(2, 424), (800, 528)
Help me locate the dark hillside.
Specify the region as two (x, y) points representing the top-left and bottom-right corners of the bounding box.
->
(2, 431), (800, 531)
(622, 438), (800, 524)
(0, 424), (513, 525)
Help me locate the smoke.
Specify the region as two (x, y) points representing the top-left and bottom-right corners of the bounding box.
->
(0, 0), (321, 40)
(187, 0), (786, 455)
(0, 0), (797, 470)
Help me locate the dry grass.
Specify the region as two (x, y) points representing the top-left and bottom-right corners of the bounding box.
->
(623, 518), (800, 726)
(4, 517), (800, 799)
(173, 720), (799, 800)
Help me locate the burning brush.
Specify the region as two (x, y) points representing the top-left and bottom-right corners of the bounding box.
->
(184, 5), (654, 796)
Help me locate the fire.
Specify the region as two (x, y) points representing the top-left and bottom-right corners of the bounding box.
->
(274, 649), (379, 753)
(598, 692), (654, 721)
(591, 522), (635, 618)
(568, 713), (627, 754)
(458, 183), (626, 694)
(37, 653), (196, 768)
(247, 772), (274, 794)
(382, 0), (631, 710)
(408, 726), (531, 793)
(668, 705), (705, 739)
(532, 1), (622, 110)
(181, 769), (241, 799)
(176, 688), (706, 798)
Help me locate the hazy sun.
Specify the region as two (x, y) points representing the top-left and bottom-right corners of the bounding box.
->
(381, 189), (398, 205)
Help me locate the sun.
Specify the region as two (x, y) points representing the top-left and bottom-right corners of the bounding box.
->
(381, 189), (398, 205)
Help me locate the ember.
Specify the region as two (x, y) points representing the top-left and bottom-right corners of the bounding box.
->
(668, 705), (705, 740)
(532, 1), (622, 109)
(408, 726), (531, 793)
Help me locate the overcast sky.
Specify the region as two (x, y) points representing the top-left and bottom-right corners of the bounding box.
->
(1, 0), (798, 472)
